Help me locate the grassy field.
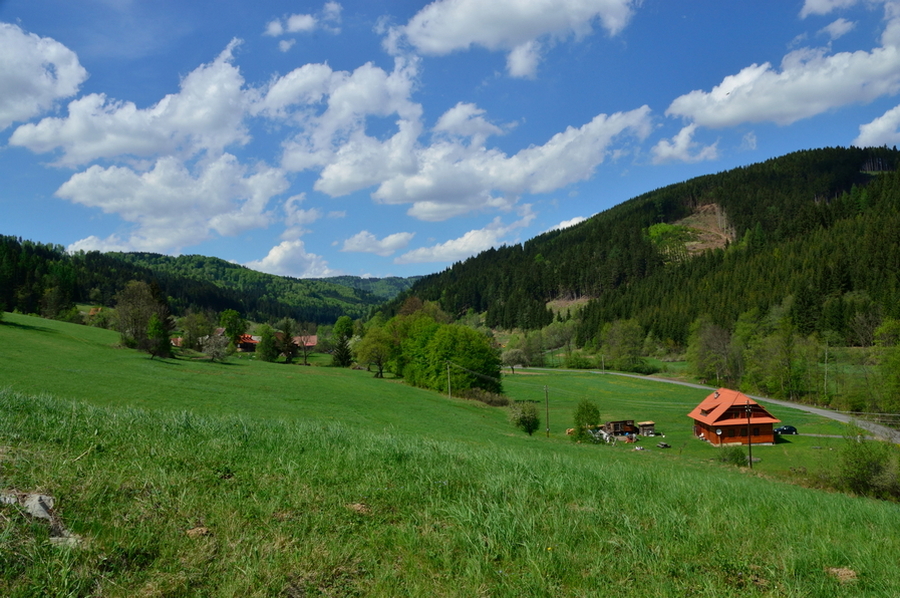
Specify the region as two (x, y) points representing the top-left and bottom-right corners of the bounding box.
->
(2, 312), (900, 596)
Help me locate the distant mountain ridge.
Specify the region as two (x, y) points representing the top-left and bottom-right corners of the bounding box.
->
(0, 242), (420, 324)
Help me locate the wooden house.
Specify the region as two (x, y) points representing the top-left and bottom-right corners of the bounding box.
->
(687, 388), (780, 446)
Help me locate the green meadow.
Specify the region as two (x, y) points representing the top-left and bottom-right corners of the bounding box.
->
(2, 312), (899, 597)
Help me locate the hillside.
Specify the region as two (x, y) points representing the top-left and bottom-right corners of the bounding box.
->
(0, 241), (418, 324)
(2, 313), (900, 596)
(395, 147), (900, 345)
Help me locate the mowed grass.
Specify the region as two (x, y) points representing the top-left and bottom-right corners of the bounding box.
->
(3, 313), (900, 596)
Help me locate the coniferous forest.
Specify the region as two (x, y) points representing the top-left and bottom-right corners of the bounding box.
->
(393, 146), (900, 341)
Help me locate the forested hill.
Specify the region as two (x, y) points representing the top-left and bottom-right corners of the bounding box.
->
(394, 146), (900, 345)
(0, 243), (416, 324)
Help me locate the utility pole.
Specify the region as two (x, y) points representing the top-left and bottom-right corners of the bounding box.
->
(545, 385), (550, 438)
(745, 398), (753, 469)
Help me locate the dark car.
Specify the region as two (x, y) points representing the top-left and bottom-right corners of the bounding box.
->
(775, 425), (798, 435)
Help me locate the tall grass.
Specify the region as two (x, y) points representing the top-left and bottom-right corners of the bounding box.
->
(3, 389), (900, 597)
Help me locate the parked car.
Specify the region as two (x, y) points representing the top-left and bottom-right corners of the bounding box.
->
(775, 425), (798, 435)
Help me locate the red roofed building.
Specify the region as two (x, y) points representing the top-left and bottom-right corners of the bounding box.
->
(688, 388), (781, 446)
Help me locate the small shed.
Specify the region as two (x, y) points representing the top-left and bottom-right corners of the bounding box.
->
(637, 421), (656, 437)
(687, 388), (780, 446)
(603, 420), (637, 436)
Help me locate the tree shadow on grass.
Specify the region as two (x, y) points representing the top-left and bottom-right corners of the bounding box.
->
(1, 320), (56, 333)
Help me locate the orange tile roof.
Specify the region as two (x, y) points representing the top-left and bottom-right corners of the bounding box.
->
(687, 388), (781, 426)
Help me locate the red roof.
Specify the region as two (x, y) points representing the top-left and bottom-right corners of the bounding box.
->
(238, 334), (258, 344)
(687, 388), (780, 427)
(293, 335), (317, 348)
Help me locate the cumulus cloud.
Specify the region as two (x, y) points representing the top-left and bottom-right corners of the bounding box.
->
(245, 239), (337, 278)
(264, 2), (342, 39)
(57, 154), (288, 253)
(395, 207), (535, 264)
(854, 103), (900, 145)
(281, 193), (323, 240)
(821, 17), (856, 40)
(507, 41), (542, 79)
(10, 40), (250, 166)
(666, 45), (900, 128)
(370, 105), (652, 221)
(651, 124), (719, 164)
(800, 0), (860, 19)
(396, 0), (637, 77)
(258, 51), (651, 222)
(341, 230), (415, 255)
(0, 23), (88, 131)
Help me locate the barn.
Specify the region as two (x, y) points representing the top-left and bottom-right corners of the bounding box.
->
(688, 388), (781, 446)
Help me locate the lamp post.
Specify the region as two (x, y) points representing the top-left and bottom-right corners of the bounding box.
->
(745, 399), (753, 469)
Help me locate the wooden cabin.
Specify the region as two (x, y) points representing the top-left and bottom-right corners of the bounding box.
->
(602, 420), (638, 436)
(637, 421), (656, 437)
(687, 388), (780, 446)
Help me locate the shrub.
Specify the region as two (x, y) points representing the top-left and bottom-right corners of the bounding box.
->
(509, 401), (541, 436)
(565, 351), (593, 369)
(458, 388), (510, 407)
(835, 435), (900, 499)
(718, 445), (747, 467)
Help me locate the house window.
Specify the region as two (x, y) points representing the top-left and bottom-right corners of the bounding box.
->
(753, 427), (759, 437)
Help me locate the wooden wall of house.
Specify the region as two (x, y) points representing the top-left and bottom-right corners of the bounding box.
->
(692, 421), (775, 445)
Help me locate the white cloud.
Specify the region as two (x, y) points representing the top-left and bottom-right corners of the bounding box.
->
(370, 106), (652, 221)
(57, 154), (288, 253)
(507, 41), (542, 79)
(666, 45), (900, 128)
(286, 14), (317, 33)
(279, 39), (296, 52)
(264, 2), (342, 39)
(395, 207), (535, 264)
(854, 103), (900, 145)
(651, 124), (719, 164)
(0, 23), (88, 131)
(280, 193), (323, 240)
(800, 0), (860, 19)
(433, 102), (504, 145)
(546, 216), (587, 233)
(741, 131), (758, 151)
(397, 0), (637, 77)
(263, 51), (650, 222)
(821, 18), (856, 40)
(245, 240), (338, 278)
(341, 230), (415, 255)
(10, 40), (250, 166)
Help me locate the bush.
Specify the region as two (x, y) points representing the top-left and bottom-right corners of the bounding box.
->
(509, 401), (541, 436)
(572, 399), (600, 442)
(718, 445), (747, 467)
(564, 351), (593, 369)
(458, 388), (509, 407)
(834, 435), (900, 499)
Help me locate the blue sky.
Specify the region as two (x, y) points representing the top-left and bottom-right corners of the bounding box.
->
(2, 0), (900, 279)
